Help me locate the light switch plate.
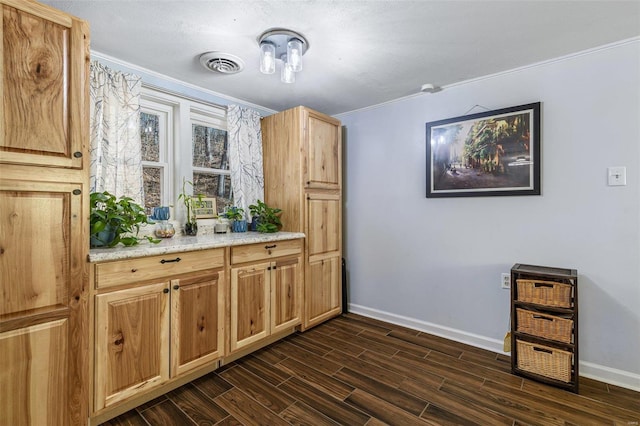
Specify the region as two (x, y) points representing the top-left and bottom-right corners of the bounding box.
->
(608, 166), (627, 186)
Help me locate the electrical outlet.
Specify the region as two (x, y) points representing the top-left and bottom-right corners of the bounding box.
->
(501, 273), (511, 289)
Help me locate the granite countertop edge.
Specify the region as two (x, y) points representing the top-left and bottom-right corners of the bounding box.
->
(88, 231), (306, 262)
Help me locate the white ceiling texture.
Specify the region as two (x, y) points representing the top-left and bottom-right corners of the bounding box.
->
(40, 1), (640, 115)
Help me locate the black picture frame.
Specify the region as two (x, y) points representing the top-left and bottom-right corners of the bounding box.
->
(426, 102), (541, 198)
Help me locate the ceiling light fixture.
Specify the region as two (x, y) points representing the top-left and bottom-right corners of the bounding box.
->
(258, 29), (308, 84)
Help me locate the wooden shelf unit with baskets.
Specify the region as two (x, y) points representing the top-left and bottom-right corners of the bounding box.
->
(510, 263), (579, 393)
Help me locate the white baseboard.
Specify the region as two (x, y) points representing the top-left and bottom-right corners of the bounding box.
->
(348, 303), (640, 392)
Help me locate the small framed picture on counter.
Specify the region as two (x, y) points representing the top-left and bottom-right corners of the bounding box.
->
(194, 197), (217, 218)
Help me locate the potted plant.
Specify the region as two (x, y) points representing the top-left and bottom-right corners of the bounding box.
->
(90, 191), (159, 247)
(248, 199), (282, 233)
(223, 206), (247, 232)
(178, 178), (204, 236)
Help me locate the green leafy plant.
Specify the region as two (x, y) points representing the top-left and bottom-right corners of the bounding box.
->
(248, 199), (282, 233)
(223, 206), (245, 221)
(178, 178), (204, 225)
(90, 191), (159, 247)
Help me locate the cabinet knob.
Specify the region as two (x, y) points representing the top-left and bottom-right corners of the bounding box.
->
(73, 151), (83, 158)
(131, 268), (138, 273)
(173, 284), (180, 290)
(163, 288), (169, 294)
(72, 189), (82, 195)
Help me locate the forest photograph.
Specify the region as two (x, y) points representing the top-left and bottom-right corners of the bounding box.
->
(426, 103), (540, 198)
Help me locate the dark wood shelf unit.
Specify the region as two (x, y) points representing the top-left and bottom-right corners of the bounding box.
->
(511, 263), (579, 393)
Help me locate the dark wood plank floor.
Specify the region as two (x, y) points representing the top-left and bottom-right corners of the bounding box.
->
(102, 313), (640, 426)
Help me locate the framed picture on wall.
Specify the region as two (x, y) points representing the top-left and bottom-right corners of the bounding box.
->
(193, 197), (217, 218)
(426, 102), (541, 198)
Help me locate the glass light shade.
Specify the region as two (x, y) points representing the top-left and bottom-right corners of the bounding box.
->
(280, 54), (295, 83)
(287, 38), (303, 72)
(259, 42), (275, 74)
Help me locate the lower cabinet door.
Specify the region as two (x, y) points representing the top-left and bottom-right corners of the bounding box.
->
(94, 282), (170, 411)
(171, 270), (225, 376)
(230, 263), (270, 352)
(271, 257), (302, 334)
(0, 319), (69, 426)
(305, 255), (341, 328)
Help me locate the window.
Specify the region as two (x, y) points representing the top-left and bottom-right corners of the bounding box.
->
(191, 108), (232, 212)
(139, 87), (230, 219)
(140, 94), (173, 214)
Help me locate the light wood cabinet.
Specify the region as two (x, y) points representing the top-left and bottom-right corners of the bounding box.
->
(92, 250), (226, 413)
(1, 0), (88, 169)
(229, 241), (302, 353)
(0, 1), (89, 424)
(94, 282), (170, 411)
(262, 106), (342, 330)
(0, 320), (69, 426)
(171, 272), (225, 376)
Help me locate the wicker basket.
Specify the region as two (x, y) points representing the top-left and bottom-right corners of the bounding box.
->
(517, 279), (572, 308)
(516, 340), (572, 382)
(516, 308), (573, 343)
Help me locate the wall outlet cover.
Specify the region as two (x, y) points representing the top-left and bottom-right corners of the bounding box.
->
(501, 273), (511, 289)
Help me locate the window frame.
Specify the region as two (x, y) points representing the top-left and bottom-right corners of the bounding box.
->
(190, 106), (231, 211)
(140, 94), (174, 209)
(138, 85), (229, 221)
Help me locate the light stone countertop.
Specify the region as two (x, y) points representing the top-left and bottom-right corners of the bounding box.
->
(88, 231), (305, 262)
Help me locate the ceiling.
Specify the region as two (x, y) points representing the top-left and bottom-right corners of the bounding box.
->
(40, 1), (640, 115)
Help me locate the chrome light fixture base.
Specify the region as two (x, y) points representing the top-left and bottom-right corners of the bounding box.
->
(258, 28), (309, 59)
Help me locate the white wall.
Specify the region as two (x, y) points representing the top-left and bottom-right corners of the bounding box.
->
(336, 40), (640, 390)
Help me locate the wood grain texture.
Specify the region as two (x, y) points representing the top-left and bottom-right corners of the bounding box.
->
(230, 239), (301, 265)
(306, 194), (340, 256)
(0, 189), (69, 315)
(2, 4), (68, 155)
(95, 249), (224, 289)
(0, 319), (68, 426)
(305, 255), (342, 327)
(229, 262), (269, 352)
(171, 270), (225, 376)
(271, 257), (301, 334)
(101, 314), (640, 426)
(304, 109), (342, 190)
(261, 106), (342, 332)
(1, 2), (89, 425)
(94, 283), (170, 411)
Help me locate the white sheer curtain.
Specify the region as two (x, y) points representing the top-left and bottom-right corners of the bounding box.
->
(227, 105), (264, 217)
(89, 61), (144, 203)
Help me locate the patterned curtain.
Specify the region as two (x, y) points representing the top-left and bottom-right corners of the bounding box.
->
(89, 61), (144, 204)
(227, 105), (264, 217)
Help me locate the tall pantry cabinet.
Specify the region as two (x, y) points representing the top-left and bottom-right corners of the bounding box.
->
(0, 1), (90, 425)
(261, 106), (342, 329)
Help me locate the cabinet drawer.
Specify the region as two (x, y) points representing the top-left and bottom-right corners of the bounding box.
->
(95, 249), (224, 289)
(516, 308), (573, 343)
(516, 340), (572, 383)
(516, 279), (572, 308)
(231, 239), (302, 264)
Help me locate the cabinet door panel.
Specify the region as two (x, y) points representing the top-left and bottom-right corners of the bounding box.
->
(0, 182), (83, 317)
(0, 319), (68, 426)
(1, 4), (87, 168)
(94, 283), (170, 410)
(305, 256), (341, 328)
(305, 110), (341, 189)
(171, 271), (224, 376)
(230, 263), (269, 352)
(307, 194), (341, 257)
(271, 257), (301, 334)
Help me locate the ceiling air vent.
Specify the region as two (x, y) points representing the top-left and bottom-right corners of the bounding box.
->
(199, 52), (244, 74)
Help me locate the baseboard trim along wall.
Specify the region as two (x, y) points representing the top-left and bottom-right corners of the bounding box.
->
(348, 304), (640, 392)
